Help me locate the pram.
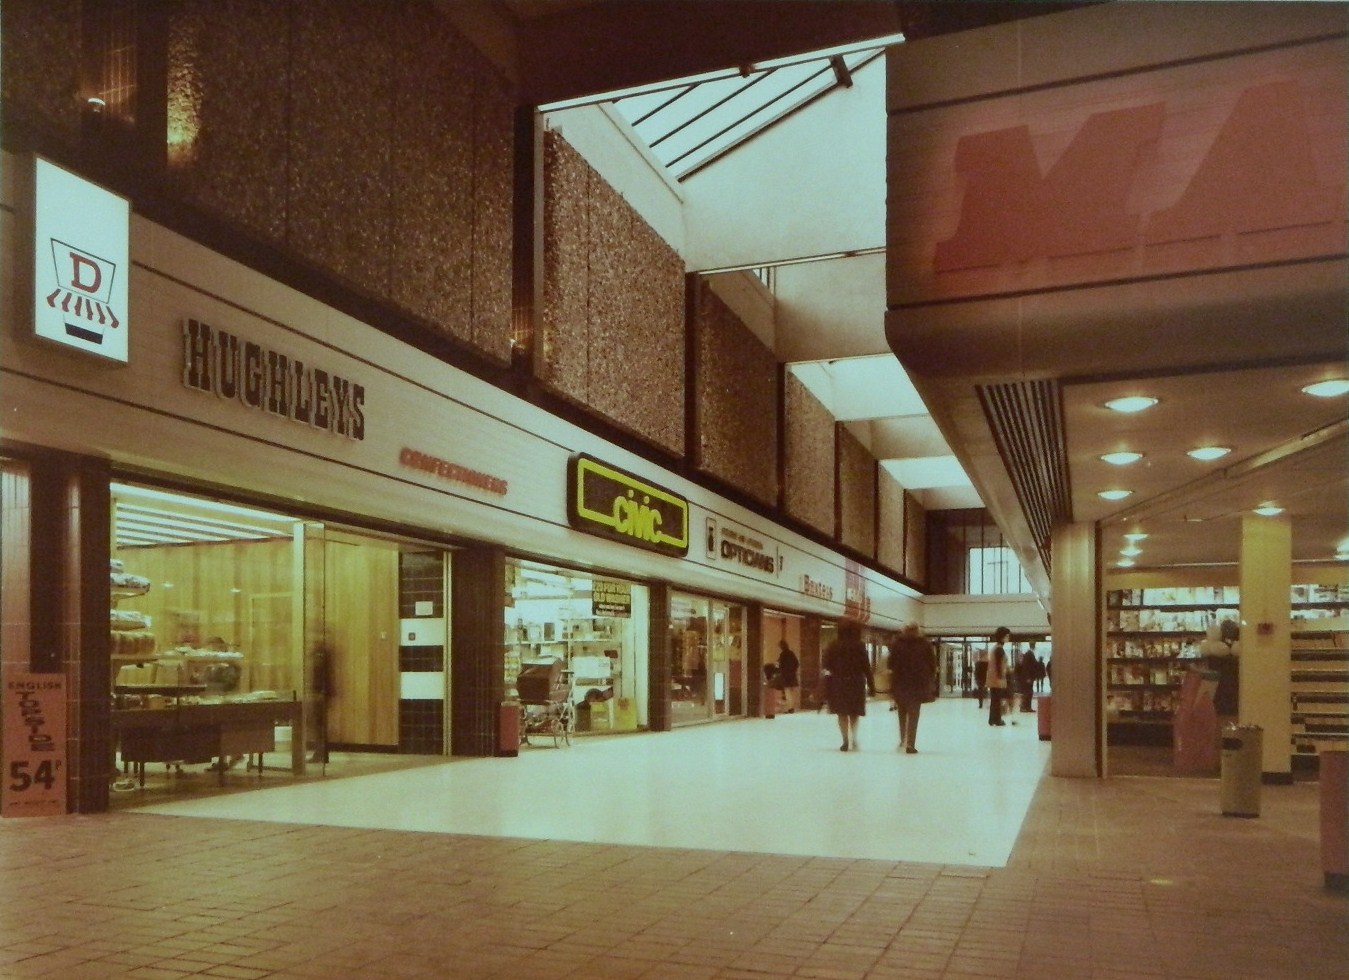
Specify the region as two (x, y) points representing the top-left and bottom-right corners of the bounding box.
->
(517, 659), (576, 748)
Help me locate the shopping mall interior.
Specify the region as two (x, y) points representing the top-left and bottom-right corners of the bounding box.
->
(1, 1), (1347, 977)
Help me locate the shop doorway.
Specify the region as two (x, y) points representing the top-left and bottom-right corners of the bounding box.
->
(108, 483), (450, 803)
(671, 592), (745, 725)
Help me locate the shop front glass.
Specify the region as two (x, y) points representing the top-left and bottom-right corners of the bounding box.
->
(670, 592), (745, 725)
(108, 482), (450, 804)
(504, 560), (649, 735)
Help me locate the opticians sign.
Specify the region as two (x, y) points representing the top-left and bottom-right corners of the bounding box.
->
(33, 157), (130, 362)
(567, 454), (689, 558)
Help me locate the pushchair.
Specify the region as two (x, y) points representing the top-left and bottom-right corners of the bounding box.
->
(517, 659), (576, 747)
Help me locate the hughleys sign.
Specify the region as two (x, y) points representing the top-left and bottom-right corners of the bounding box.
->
(182, 319), (366, 440)
(567, 454), (689, 558)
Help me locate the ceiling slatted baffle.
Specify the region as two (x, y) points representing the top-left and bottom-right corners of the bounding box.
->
(977, 379), (1072, 569)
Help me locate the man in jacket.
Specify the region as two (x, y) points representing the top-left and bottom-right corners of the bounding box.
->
(887, 623), (937, 754)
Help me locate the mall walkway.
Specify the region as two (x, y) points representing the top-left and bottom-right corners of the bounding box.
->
(1, 699), (1345, 978)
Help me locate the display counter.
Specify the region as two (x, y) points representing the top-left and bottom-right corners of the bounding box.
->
(111, 695), (304, 786)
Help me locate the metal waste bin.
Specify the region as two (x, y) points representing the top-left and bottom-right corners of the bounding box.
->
(1220, 723), (1262, 817)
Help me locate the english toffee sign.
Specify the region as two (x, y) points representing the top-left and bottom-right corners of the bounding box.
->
(567, 454), (689, 558)
(2, 672), (66, 818)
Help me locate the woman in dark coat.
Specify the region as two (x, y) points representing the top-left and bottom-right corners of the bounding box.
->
(823, 620), (875, 751)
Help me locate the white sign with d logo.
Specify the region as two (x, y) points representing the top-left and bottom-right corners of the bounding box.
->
(33, 157), (130, 362)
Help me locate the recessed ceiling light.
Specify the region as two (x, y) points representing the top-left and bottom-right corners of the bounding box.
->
(1098, 489), (1132, 501)
(1301, 379), (1349, 398)
(1104, 396), (1158, 413)
(1253, 504), (1284, 516)
(1116, 558), (1136, 568)
(1121, 546), (1142, 557)
(1100, 451), (1143, 465)
(1123, 531), (1148, 542)
(1187, 446), (1232, 461)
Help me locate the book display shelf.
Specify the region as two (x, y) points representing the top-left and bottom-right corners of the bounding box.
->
(1106, 584), (1349, 752)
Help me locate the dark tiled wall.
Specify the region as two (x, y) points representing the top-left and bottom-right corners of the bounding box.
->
(398, 699), (443, 755)
(541, 132), (686, 456)
(693, 283), (778, 506)
(398, 552), (445, 754)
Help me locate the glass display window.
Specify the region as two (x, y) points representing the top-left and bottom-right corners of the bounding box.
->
(670, 591), (744, 725)
(505, 560), (649, 734)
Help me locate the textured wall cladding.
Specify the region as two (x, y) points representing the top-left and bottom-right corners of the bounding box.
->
(695, 287), (778, 506)
(541, 132), (685, 456)
(904, 493), (928, 588)
(541, 135), (592, 401)
(784, 374), (834, 536)
(171, 1), (513, 364)
(290, 3), (394, 297)
(470, 83), (514, 364)
(174, 1), (290, 243)
(838, 427), (876, 557)
(2, 0), (84, 143)
(877, 469), (907, 576)
(390, 16), (475, 343)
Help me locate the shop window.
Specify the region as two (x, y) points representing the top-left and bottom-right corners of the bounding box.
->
(505, 560), (649, 735)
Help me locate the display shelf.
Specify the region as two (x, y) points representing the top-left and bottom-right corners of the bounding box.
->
(1290, 621), (1347, 757)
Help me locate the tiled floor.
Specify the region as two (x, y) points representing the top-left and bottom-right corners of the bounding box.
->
(1, 698), (1345, 978)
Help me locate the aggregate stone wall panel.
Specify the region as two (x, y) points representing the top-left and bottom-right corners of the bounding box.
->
(289, 2), (395, 299)
(784, 374), (834, 537)
(1, 0), (83, 144)
(167, 0), (514, 365)
(540, 135), (592, 397)
(170, 1), (291, 244)
(905, 493), (927, 587)
(695, 286), (778, 506)
(877, 468), (907, 576)
(839, 427), (876, 558)
(541, 132), (685, 456)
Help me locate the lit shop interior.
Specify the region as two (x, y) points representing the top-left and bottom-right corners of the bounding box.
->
(505, 559), (649, 733)
(109, 483), (451, 802)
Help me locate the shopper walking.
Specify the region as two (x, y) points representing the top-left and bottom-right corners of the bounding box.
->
(776, 639), (800, 713)
(823, 620), (875, 751)
(887, 623), (936, 754)
(1017, 645), (1038, 713)
(974, 650), (989, 709)
(987, 627), (1010, 726)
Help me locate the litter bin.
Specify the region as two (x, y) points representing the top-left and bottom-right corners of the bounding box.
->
(1321, 750), (1347, 891)
(1220, 723), (1262, 817)
(1036, 695), (1051, 741)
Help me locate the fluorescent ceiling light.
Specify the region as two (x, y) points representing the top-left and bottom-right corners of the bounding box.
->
(1098, 489), (1133, 501)
(1301, 379), (1349, 398)
(1100, 451), (1143, 465)
(1187, 446), (1232, 461)
(1253, 504), (1284, 516)
(1103, 396), (1158, 413)
(1116, 558), (1136, 568)
(1121, 546), (1142, 557)
(1123, 531), (1148, 541)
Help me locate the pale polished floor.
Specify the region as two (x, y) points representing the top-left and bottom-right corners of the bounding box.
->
(2, 696), (1346, 978)
(136, 697), (1049, 867)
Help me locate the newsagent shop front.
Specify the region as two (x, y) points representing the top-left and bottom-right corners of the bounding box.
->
(0, 157), (917, 814)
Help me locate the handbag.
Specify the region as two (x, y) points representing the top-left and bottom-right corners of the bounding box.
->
(922, 675), (938, 704)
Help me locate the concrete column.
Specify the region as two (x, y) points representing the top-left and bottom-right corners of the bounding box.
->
(1239, 513), (1292, 782)
(1050, 522), (1103, 777)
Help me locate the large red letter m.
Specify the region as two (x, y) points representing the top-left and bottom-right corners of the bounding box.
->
(935, 102), (1164, 272)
